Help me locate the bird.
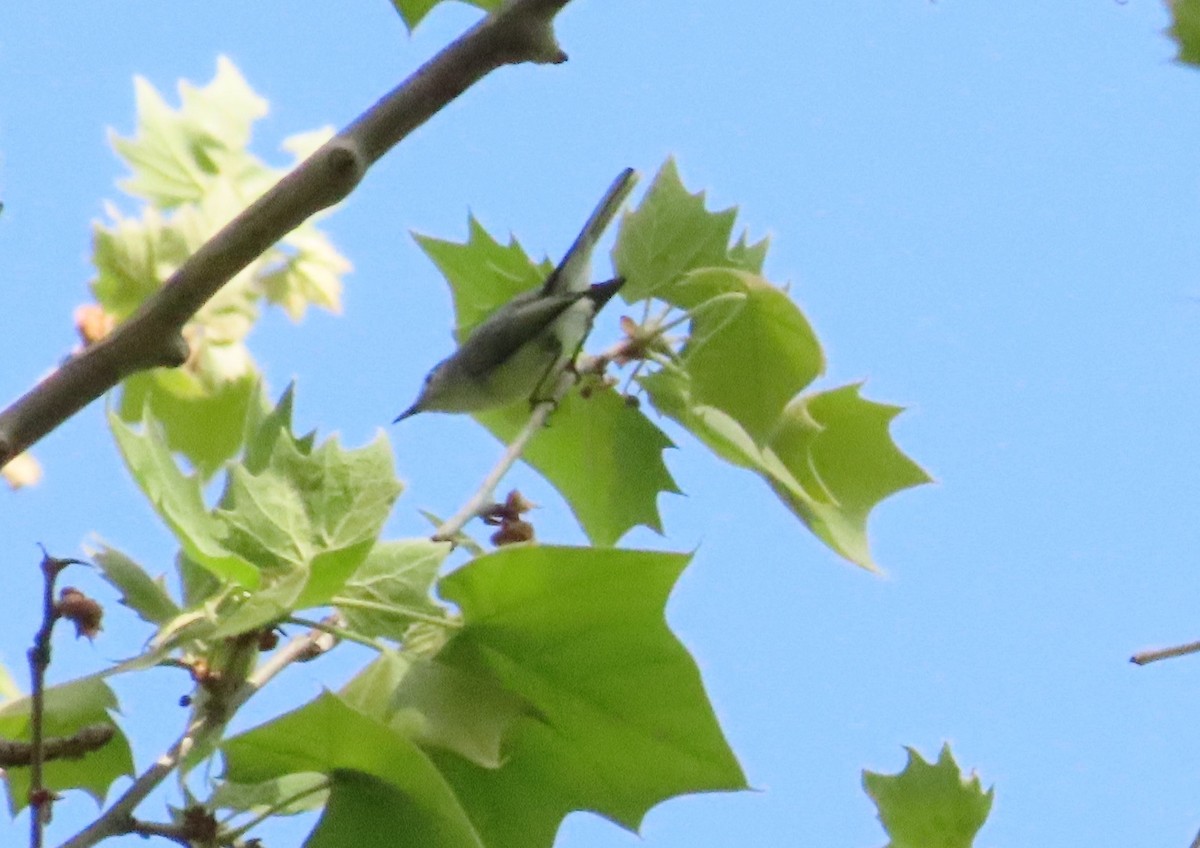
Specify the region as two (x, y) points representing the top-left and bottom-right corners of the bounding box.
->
(394, 168), (638, 422)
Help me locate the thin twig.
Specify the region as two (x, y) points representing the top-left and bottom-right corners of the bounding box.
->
(433, 372), (572, 542)
(56, 621), (334, 848)
(0, 0), (577, 470)
(28, 547), (84, 848)
(1129, 640), (1200, 666)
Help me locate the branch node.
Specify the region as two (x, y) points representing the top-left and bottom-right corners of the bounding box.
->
(155, 333), (191, 369)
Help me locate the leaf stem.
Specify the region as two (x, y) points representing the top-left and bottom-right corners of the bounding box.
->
(219, 775), (332, 843)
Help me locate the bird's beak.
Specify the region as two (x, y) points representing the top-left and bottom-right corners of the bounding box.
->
(393, 403), (421, 423)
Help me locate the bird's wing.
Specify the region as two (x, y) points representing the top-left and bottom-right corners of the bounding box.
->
(455, 291), (584, 378)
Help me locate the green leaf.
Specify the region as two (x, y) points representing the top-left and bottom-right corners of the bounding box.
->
(110, 55), (268, 208)
(863, 745), (994, 848)
(210, 772), (329, 816)
(109, 409), (259, 587)
(223, 692), (484, 848)
(341, 650), (534, 770)
(336, 540), (450, 640)
(261, 222), (351, 321)
(674, 267), (824, 442)
(216, 429), (401, 590)
(477, 387), (678, 545)
(90, 543), (180, 626)
(1169, 0), (1200, 67)
(768, 385), (931, 568)
(432, 546), (746, 848)
(612, 158), (762, 303)
(390, 0), (500, 32)
(641, 370), (929, 569)
(118, 370), (257, 479)
(413, 219), (550, 342)
(0, 679), (134, 813)
(414, 218), (678, 544)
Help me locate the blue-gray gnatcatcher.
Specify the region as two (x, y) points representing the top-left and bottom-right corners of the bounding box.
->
(394, 168), (638, 422)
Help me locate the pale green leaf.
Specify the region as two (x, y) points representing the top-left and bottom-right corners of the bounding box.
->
(90, 544), (180, 626)
(341, 650), (534, 770)
(337, 539), (450, 640)
(863, 745), (994, 848)
(210, 772), (329, 816)
(108, 410), (259, 586)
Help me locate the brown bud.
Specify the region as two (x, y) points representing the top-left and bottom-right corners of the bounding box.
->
(491, 518), (535, 546)
(55, 587), (102, 640)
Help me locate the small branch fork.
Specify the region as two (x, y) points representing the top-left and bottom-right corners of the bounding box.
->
(0, 0), (578, 470)
(27, 546), (87, 848)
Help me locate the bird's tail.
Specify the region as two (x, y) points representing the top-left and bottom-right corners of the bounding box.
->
(544, 168), (638, 295)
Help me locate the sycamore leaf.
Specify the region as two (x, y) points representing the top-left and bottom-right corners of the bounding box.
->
(863, 745), (994, 848)
(90, 543), (180, 626)
(674, 267), (824, 442)
(336, 540), (450, 640)
(413, 220), (549, 342)
(340, 650), (535, 770)
(96, 59), (350, 477)
(391, 0), (500, 32)
(1169, 0), (1200, 66)
(431, 546), (746, 848)
(109, 409), (258, 587)
(413, 218), (678, 544)
(612, 157), (762, 303)
(210, 772), (329, 816)
(117, 370), (257, 479)
(209, 397), (402, 634)
(768, 385), (931, 568)
(223, 692), (484, 848)
(110, 56), (268, 208)
(0, 679), (133, 813)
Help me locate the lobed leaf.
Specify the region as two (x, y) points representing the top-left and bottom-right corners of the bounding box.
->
(863, 744), (994, 848)
(223, 693), (484, 848)
(90, 543), (181, 626)
(431, 545), (746, 848)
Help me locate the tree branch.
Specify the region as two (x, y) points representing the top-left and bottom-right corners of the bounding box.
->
(56, 620), (336, 848)
(0, 0), (575, 469)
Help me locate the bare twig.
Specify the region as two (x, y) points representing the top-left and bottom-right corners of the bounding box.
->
(0, 0), (577, 470)
(0, 724), (115, 768)
(433, 371), (572, 542)
(56, 620), (335, 848)
(28, 547), (85, 848)
(1129, 639), (1200, 666)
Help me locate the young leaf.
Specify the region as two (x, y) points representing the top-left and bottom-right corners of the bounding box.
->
(612, 157), (758, 302)
(336, 539), (450, 640)
(340, 650), (535, 770)
(431, 545), (746, 848)
(863, 745), (994, 848)
(0, 679), (133, 813)
(223, 692), (484, 848)
(90, 543), (181, 626)
(673, 267), (825, 443)
(110, 56), (268, 208)
(210, 772), (329, 816)
(109, 410), (259, 587)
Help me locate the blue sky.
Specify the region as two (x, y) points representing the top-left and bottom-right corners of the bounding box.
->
(2, 2), (1200, 846)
